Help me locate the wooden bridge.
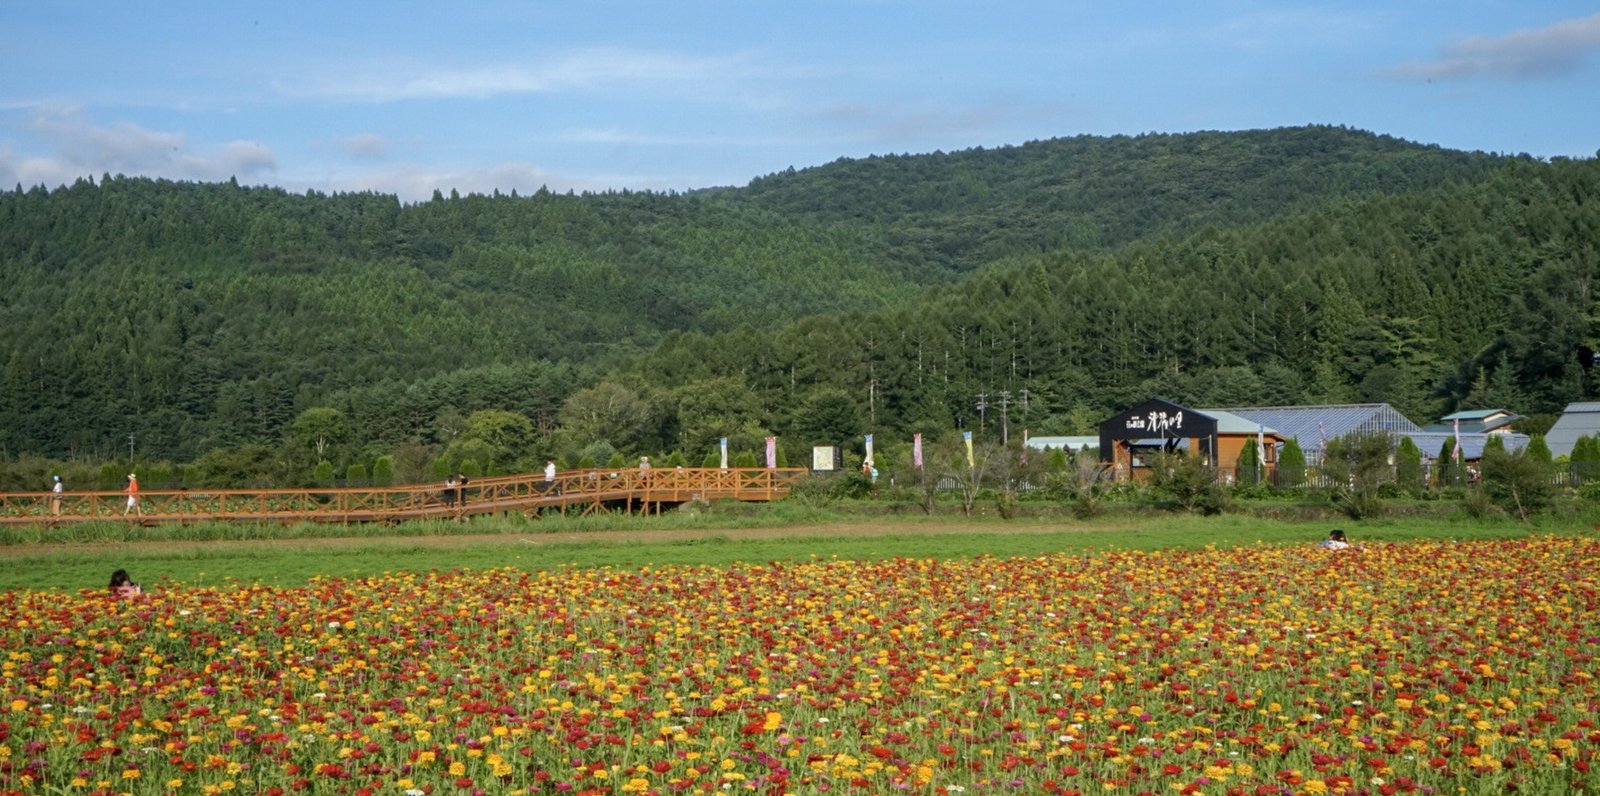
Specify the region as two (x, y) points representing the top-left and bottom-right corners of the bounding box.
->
(0, 467), (808, 526)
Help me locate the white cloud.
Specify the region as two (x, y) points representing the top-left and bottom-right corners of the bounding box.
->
(0, 107), (275, 189)
(1123, 8), (1372, 54)
(307, 161), (596, 202)
(1386, 12), (1600, 81)
(818, 99), (1010, 145)
(343, 133), (389, 158)
(285, 47), (757, 103)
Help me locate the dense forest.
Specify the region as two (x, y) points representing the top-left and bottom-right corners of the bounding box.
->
(1, 125), (1595, 484)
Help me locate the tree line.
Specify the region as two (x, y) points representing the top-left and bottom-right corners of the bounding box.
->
(1, 126), (1595, 487)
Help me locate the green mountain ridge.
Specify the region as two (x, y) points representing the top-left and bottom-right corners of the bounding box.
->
(0, 125), (1591, 468)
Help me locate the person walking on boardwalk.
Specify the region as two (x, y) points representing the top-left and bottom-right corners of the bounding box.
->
(50, 475), (64, 516)
(123, 473), (143, 517)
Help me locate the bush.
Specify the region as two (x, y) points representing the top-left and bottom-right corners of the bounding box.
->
(371, 455), (395, 486)
(1149, 453), (1230, 515)
(1277, 439), (1307, 488)
(1320, 433), (1394, 520)
(1394, 437), (1423, 496)
(1480, 442), (1554, 521)
(1053, 457), (1115, 518)
(787, 472), (870, 505)
(1463, 487), (1497, 519)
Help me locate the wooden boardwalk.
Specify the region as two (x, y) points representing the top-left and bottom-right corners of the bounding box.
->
(0, 467), (807, 526)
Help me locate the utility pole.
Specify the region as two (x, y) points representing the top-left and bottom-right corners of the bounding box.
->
(868, 370), (877, 428)
(998, 390), (1011, 445)
(975, 392), (988, 428)
(127, 434), (135, 463)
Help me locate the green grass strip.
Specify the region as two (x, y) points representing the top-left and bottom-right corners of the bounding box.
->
(5, 505), (1594, 592)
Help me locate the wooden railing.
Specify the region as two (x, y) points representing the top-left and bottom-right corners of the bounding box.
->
(0, 467), (808, 526)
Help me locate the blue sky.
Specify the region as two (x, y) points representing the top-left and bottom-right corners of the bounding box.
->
(3, 1), (1597, 202)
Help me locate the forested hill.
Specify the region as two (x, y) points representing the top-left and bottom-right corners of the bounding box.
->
(645, 158), (1600, 452)
(0, 125), (1575, 465)
(726, 125), (1513, 271)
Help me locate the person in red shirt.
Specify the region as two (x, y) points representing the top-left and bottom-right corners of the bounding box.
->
(123, 473), (143, 517)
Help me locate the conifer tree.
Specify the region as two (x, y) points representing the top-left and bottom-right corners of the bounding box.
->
(1395, 436), (1423, 495)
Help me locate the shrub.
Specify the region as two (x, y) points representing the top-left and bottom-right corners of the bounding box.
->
(1149, 452), (1229, 515)
(1480, 441), (1554, 521)
(1276, 439), (1307, 488)
(1394, 437), (1423, 495)
(1320, 432), (1394, 520)
(371, 455), (395, 486)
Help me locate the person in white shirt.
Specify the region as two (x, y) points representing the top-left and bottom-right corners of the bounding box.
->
(1318, 529), (1352, 551)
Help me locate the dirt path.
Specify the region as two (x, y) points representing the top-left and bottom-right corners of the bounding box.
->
(0, 519), (1128, 559)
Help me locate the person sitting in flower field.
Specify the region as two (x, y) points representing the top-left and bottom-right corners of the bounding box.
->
(108, 569), (142, 598)
(1318, 529), (1354, 551)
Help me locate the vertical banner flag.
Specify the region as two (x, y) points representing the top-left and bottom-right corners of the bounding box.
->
(864, 433), (874, 465)
(1257, 423), (1266, 472)
(1318, 421), (1327, 465)
(720, 437), (729, 470)
(765, 436), (776, 469)
(913, 433), (923, 469)
(1453, 417), (1462, 463)
(963, 431), (974, 467)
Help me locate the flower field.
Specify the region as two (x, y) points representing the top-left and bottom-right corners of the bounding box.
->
(2, 536), (1598, 796)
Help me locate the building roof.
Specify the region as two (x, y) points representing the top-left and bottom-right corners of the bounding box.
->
(1215, 403), (1420, 458)
(1441, 409), (1513, 422)
(1402, 432), (1529, 461)
(1026, 435), (1098, 452)
(1423, 408), (1521, 435)
(1547, 402), (1600, 458)
(1197, 408), (1283, 437)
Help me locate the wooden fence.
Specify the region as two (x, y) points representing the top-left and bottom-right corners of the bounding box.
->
(0, 467), (808, 526)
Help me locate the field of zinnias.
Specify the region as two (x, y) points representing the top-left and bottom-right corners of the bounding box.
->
(2, 537), (1597, 796)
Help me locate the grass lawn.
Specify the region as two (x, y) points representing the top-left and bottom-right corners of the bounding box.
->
(4, 498), (1595, 592)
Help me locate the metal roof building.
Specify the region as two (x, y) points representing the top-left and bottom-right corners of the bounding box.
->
(1547, 402), (1600, 458)
(1401, 432), (1529, 461)
(1421, 408), (1522, 435)
(1215, 403), (1419, 463)
(1025, 435), (1099, 453)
